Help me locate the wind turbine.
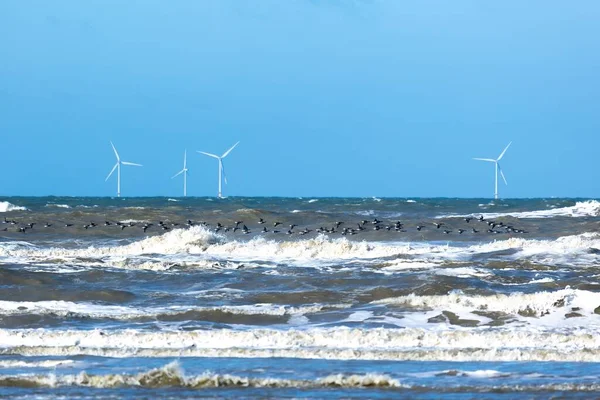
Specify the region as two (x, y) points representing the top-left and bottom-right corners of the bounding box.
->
(172, 150), (189, 197)
(198, 141), (239, 198)
(474, 142), (512, 200)
(105, 141), (142, 197)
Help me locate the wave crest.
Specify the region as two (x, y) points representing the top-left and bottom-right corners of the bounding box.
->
(0, 201), (27, 212)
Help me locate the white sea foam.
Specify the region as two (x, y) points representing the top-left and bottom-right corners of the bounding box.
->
(0, 359), (76, 369)
(1, 227), (599, 270)
(439, 200), (600, 219)
(3, 326), (600, 361)
(373, 288), (600, 327)
(167, 198), (179, 202)
(45, 204), (71, 209)
(0, 300), (343, 320)
(0, 201), (27, 212)
(308, 199), (319, 203)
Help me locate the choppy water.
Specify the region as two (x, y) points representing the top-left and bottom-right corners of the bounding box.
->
(1, 196), (600, 398)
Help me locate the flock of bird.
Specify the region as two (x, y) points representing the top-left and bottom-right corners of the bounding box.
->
(2, 215), (528, 236)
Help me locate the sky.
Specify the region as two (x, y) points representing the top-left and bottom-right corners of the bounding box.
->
(1, 1), (599, 198)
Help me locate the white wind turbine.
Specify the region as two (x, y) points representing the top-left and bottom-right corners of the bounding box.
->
(474, 142), (512, 200)
(198, 141), (239, 198)
(105, 141), (142, 197)
(172, 150), (189, 197)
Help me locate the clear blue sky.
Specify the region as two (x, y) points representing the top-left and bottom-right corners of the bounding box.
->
(1, 1), (598, 198)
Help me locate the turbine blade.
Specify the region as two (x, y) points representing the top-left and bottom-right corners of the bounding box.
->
(221, 162), (228, 185)
(473, 158), (496, 162)
(498, 165), (508, 185)
(198, 151), (220, 159)
(497, 141), (512, 161)
(221, 141), (239, 158)
(183, 149), (187, 169)
(110, 141), (120, 161)
(172, 170), (184, 179)
(105, 163), (118, 181)
(121, 161), (142, 167)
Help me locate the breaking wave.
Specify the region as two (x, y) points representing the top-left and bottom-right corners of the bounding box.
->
(3, 326), (600, 361)
(0, 301), (346, 321)
(1, 226), (600, 269)
(373, 288), (600, 320)
(439, 200), (600, 219)
(0, 201), (27, 212)
(0, 362), (403, 389)
(1, 363), (600, 392)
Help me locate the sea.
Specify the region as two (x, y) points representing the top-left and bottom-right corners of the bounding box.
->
(0, 196), (600, 399)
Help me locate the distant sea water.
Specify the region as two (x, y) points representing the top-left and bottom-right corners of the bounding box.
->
(1, 196), (600, 398)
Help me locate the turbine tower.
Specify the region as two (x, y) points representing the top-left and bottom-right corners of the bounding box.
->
(198, 141), (239, 198)
(105, 141), (142, 197)
(474, 142), (512, 200)
(172, 150), (189, 197)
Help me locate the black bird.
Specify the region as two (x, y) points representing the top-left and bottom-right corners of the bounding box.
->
(335, 221), (343, 228)
(65, 224), (73, 227)
(105, 221), (112, 226)
(357, 224), (365, 231)
(465, 217), (472, 223)
(458, 229), (466, 234)
(121, 225), (126, 230)
(372, 218), (382, 225)
(478, 215), (485, 222)
(258, 218), (266, 224)
(44, 223), (52, 228)
(433, 222), (444, 229)
(443, 230), (452, 234)
(290, 224), (297, 230)
(472, 228), (479, 233)
(416, 225), (425, 231)
(262, 227), (268, 233)
(273, 222), (282, 227)
(235, 221), (243, 227)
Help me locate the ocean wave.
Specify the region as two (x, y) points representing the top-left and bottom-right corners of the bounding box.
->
(44, 204), (71, 209)
(439, 200), (600, 219)
(0, 361), (403, 389)
(3, 326), (600, 361)
(0, 201), (27, 212)
(0, 359), (76, 369)
(1, 365), (600, 392)
(1, 228), (600, 269)
(372, 288), (600, 322)
(0, 301), (344, 322)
